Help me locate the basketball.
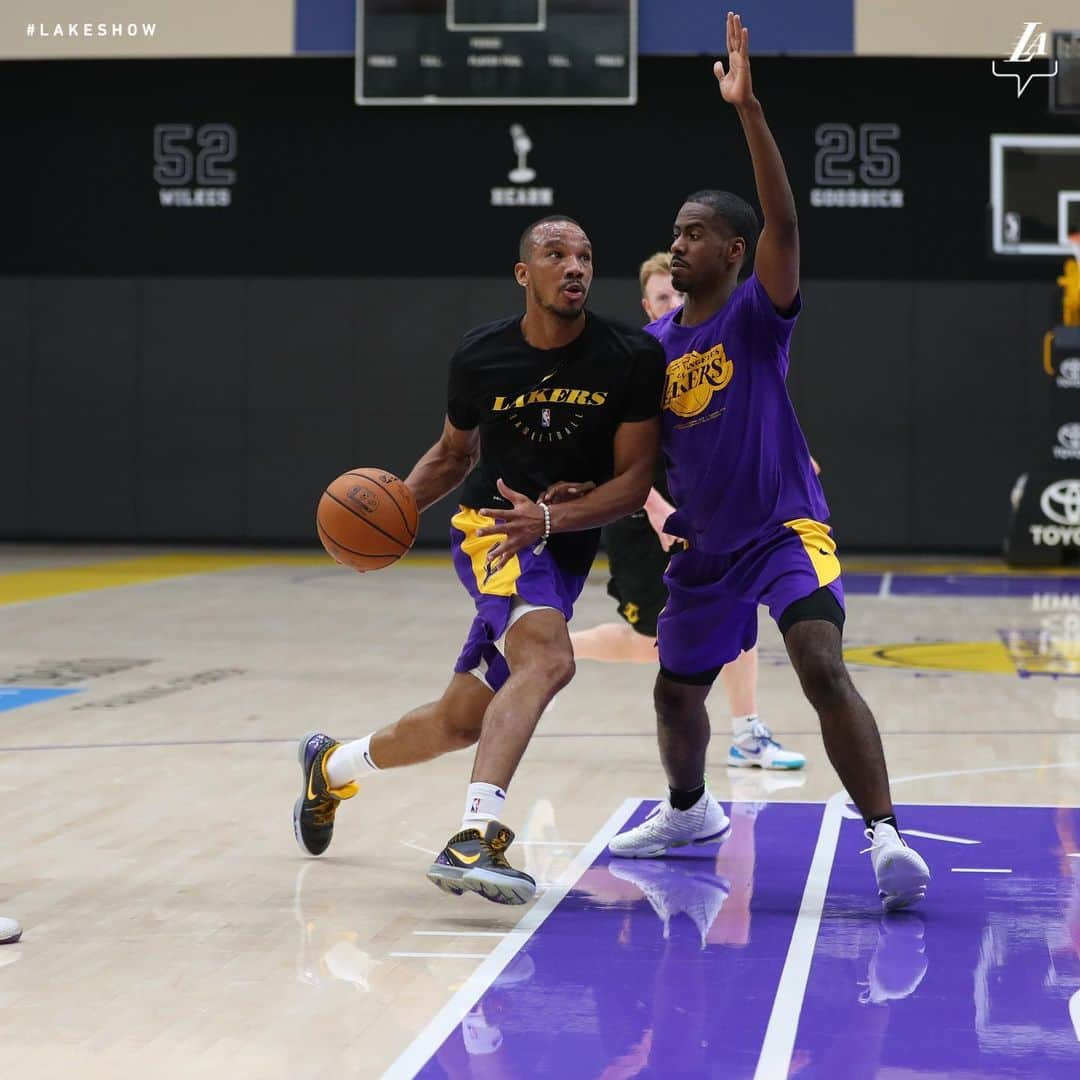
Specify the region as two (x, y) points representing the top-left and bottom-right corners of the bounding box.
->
(316, 468), (418, 572)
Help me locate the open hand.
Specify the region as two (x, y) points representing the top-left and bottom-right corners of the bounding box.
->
(477, 478), (547, 573)
(538, 480), (596, 505)
(714, 11), (754, 107)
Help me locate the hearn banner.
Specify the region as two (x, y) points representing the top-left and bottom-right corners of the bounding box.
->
(0, 55), (1070, 277)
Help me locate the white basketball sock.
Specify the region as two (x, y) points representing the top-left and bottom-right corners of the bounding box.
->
(462, 782), (507, 829)
(325, 734), (380, 789)
(732, 713), (758, 739)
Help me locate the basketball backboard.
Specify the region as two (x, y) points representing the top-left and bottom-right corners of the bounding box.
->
(991, 134), (1080, 255)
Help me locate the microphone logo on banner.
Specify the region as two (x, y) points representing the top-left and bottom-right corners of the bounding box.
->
(491, 124), (554, 208)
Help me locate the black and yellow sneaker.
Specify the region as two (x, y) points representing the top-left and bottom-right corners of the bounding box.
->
(293, 731), (358, 856)
(427, 821), (536, 905)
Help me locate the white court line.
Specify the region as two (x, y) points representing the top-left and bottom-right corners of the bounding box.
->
(951, 867), (1012, 874)
(904, 829), (980, 845)
(889, 761), (1080, 789)
(383, 796), (638, 1080)
(400, 841), (438, 856)
(752, 793), (845, 1080)
(390, 952), (491, 960)
(877, 571), (893, 599)
(413, 930), (509, 938)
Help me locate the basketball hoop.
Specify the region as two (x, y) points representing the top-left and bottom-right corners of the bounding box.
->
(1071, 231), (1080, 270)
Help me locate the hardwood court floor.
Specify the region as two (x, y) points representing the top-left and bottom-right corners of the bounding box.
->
(1, 545), (1079, 1077)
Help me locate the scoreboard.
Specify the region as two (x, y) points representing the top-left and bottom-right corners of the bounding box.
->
(357, 0), (635, 105)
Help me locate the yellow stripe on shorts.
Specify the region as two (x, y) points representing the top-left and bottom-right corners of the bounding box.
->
(451, 507), (523, 597)
(784, 518), (842, 589)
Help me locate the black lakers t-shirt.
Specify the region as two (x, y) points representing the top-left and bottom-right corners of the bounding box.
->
(447, 312), (666, 573)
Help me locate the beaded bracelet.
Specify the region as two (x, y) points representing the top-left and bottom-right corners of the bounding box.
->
(532, 501), (552, 555)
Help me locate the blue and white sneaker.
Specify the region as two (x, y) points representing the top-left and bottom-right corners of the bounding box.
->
(728, 719), (806, 771)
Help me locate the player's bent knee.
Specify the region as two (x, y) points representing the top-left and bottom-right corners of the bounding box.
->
(519, 647), (575, 691)
(442, 716), (483, 749)
(653, 671), (710, 720)
(546, 652), (576, 690)
(796, 652), (851, 709)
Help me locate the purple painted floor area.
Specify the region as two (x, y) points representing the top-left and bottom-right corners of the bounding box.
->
(413, 802), (1080, 1077)
(844, 572), (1080, 598)
(844, 572), (887, 595)
(797, 804), (1080, 1078)
(892, 576), (1080, 598)
(417, 801), (824, 1078)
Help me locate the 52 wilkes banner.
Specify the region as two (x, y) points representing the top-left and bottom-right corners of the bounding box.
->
(0, 56), (1069, 278)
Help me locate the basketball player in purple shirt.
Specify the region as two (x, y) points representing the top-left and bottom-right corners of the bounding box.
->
(571, 250), (810, 774)
(604, 13), (929, 910)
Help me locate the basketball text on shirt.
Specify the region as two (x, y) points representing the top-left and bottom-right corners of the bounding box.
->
(491, 388), (608, 411)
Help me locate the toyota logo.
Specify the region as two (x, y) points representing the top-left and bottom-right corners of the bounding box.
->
(1040, 480), (1080, 525)
(1059, 424), (1080, 451)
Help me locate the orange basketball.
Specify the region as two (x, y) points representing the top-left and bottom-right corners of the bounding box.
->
(316, 468), (418, 572)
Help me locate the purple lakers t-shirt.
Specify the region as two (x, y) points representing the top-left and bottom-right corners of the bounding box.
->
(647, 273), (828, 553)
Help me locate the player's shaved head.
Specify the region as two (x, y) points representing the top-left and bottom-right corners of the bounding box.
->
(684, 189), (760, 274)
(518, 215), (586, 262)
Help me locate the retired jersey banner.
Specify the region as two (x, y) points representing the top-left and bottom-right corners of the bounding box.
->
(0, 55), (1069, 278)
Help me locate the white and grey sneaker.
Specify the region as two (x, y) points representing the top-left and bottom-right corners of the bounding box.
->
(863, 822), (930, 912)
(0, 916), (22, 945)
(608, 791), (731, 858)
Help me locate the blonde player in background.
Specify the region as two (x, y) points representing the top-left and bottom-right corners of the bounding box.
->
(570, 251), (810, 771)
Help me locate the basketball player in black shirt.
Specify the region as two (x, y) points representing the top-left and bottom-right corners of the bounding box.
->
(293, 216), (666, 904)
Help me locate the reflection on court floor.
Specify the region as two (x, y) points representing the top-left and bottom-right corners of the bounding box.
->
(404, 803), (1080, 1078)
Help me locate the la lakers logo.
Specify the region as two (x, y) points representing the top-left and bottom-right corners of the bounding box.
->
(663, 344), (733, 419)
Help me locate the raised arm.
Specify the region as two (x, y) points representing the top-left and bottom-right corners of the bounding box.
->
(716, 11), (798, 311)
(404, 417), (479, 514)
